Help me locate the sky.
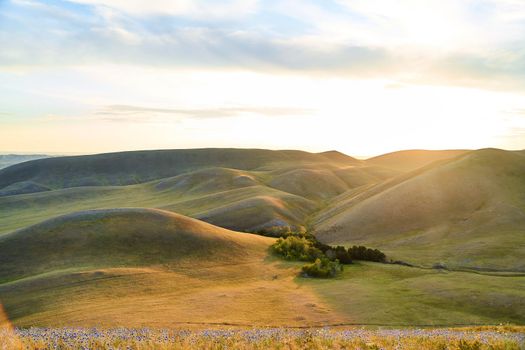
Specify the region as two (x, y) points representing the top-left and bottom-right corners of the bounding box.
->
(1, 0), (525, 157)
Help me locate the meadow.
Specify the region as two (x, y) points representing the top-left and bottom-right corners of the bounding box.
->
(1, 148), (524, 339)
(1, 327), (524, 350)
(2, 259), (524, 328)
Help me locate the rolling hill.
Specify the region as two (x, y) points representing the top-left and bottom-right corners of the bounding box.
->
(1, 148), (524, 327)
(366, 149), (469, 172)
(1, 208), (524, 327)
(0, 148), (362, 195)
(0, 208), (273, 282)
(0, 208), (345, 327)
(314, 149), (525, 271)
(0, 149), (394, 234)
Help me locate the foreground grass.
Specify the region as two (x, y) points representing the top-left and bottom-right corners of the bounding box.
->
(2, 261), (524, 328)
(0, 327), (524, 350)
(300, 262), (525, 326)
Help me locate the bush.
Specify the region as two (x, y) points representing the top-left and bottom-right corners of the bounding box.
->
(271, 236), (323, 262)
(302, 258), (343, 278)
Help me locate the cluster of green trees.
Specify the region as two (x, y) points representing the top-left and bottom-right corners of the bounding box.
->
(270, 236), (322, 261)
(302, 257), (343, 278)
(270, 232), (387, 278)
(271, 235), (342, 278)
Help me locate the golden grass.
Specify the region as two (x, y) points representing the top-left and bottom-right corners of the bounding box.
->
(1, 327), (523, 350)
(1, 261), (341, 328)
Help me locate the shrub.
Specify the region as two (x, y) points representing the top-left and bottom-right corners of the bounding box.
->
(271, 236), (323, 262)
(302, 257), (343, 278)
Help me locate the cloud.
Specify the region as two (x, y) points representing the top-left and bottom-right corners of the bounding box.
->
(95, 104), (315, 122)
(423, 48), (525, 90)
(64, 0), (259, 19)
(2, 0), (525, 92)
(507, 108), (525, 115)
(334, 0), (525, 47)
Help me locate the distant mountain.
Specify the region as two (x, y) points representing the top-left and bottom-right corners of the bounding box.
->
(0, 154), (49, 170)
(315, 148), (525, 271)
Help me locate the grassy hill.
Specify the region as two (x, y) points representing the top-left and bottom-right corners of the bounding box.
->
(314, 149), (525, 271)
(0, 148), (362, 195)
(0, 149), (393, 234)
(0, 209), (523, 327)
(0, 209), (345, 327)
(0, 169), (318, 235)
(1, 147), (524, 327)
(0, 208), (273, 282)
(366, 149), (469, 172)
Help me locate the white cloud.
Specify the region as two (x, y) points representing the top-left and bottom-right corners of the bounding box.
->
(65, 0), (259, 19)
(276, 0), (525, 53)
(3, 0), (525, 93)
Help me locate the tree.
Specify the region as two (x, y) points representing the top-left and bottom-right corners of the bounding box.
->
(302, 257), (343, 278)
(347, 245), (386, 262)
(271, 236), (322, 262)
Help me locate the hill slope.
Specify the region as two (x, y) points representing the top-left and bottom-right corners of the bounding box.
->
(1, 156), (524, 327)
(0, 148), (361, 195)
(0, 149), (393, 234)
(315, 149), (525, 271)
(0, 209), (347, 327)
(0, 170), (318, 235)
(0, 208), (272, 282)
(366, 149), (469, 172)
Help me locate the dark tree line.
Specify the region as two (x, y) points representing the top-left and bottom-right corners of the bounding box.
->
(347, 245), (386, 263)
(311, 240), (386, 263)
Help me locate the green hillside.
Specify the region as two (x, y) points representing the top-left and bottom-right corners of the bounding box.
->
(1, 209), (523, 327)
(0, 148), (361, 195)
(0, 150), (393, 234)
(1, 147), (525, 327)
(0, 169), (317, 235)
(0, 209), (344, 327)
(314, 149), (525, 271)
(0, 208), (273, 282)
